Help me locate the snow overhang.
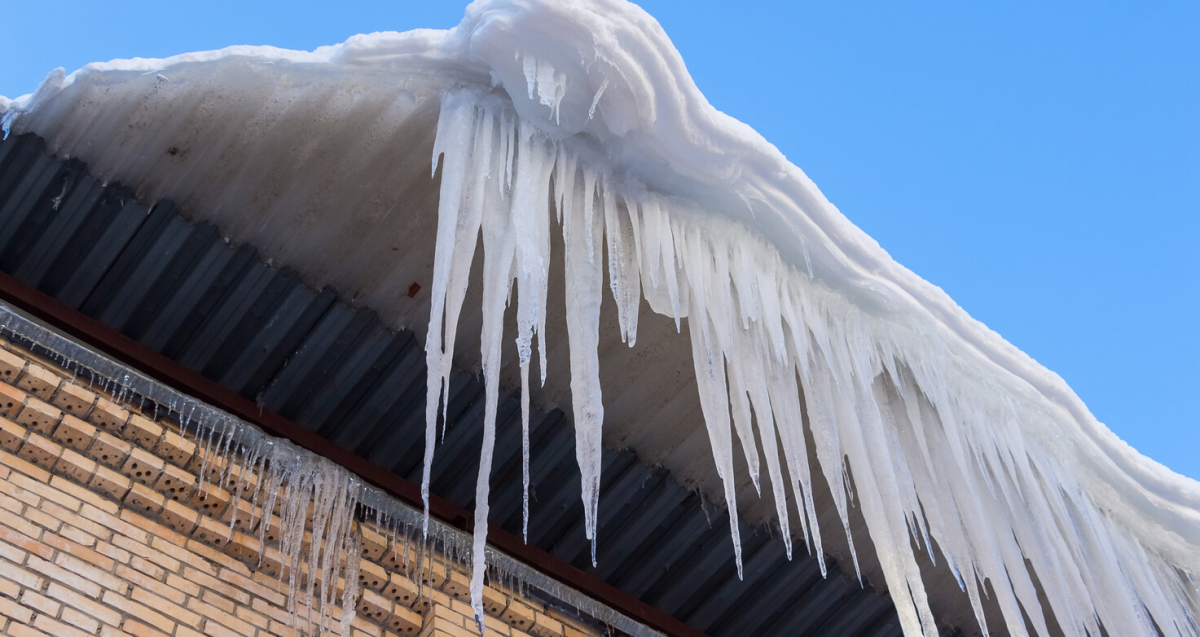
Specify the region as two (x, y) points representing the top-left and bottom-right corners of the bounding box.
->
(3, 1), (1198, 635)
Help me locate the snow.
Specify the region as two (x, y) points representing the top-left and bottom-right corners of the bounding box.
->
(3, 0), (1199, 635)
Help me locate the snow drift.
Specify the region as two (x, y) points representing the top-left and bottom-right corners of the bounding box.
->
(3, 1), (1198, 635)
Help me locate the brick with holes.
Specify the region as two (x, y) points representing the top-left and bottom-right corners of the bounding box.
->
(218, 497), (258, 533)
(120, 447), (164, 486)
(50, 383), (96, 417)
(192, 514), (231, 548)
(88, 397), (129, 432)
(386, 603), (423, 636)
(87, 464), (131, 500)
(89, 431), (132, 468)
(529, 613), (564, 637)
(16, 432), (62, 470)
(51, 415), (96, 452)
(360, 525), (387, 562)
(0, 348), (25, 382)
(0, 417), (26, 452)
(153, 432), (195, 468)
(123, 415), (163, 450)
(55, 448), (96, 484)
(356, 588), (393, 625)
(224, 531), (261, 568)
(500, 600), (536, 633)
(14, 397), (62, 436)
(15, 363), (60, 400)
(159, 498), (199, 534)
(357, 559), (389, 592)
(481, 586), (509, 617)
(152, 462), (196, 504)
(123, 482), (165, 515)
(0, 384), (25, 419)
(383, 572), (421, 609)
(441, 569), (470, 601)
(186, 483), (230, 518)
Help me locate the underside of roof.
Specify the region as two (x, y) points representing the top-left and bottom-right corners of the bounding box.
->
(1, 3), (1197, 636)
(0, 130), (912, 637)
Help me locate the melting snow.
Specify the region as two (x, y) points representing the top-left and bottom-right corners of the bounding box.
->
(3, 1), (1199, 635)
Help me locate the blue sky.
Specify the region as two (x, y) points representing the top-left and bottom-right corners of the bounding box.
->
(2, 1), (1197, 479)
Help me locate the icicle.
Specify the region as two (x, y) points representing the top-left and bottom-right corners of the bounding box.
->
(423, 90), (481, 538)
(562, 161), (608, 566)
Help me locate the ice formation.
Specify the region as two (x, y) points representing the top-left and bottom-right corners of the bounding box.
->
(3, 0), (1199, 636)
(0, 303), (659, 637)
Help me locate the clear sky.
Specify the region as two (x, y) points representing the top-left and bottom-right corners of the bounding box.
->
(2, 1), (1197, 479)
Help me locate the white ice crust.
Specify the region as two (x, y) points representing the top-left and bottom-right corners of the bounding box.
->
(4, 1), (1199, 635)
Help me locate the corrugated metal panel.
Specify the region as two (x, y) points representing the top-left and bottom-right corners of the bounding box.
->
(0, 131), (908, 637)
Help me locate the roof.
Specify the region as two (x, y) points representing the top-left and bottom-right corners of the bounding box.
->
(0, 130), (908, 637)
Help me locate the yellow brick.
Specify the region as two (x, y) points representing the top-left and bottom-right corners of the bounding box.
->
(7, 470), (74, 510)
(153, 432), (195, 468)
(51, 414), (96, 452)
(97, 540), (130, 562)
(102, 590), (176, 633)
(88, 464), (132, 501)
(54, 448), (96, 484)
(14, 397), (60, 436)
(19, 588), (61, 616)
(50, 475), (119, 514)
(117, 564), (183, 603)
(187, 483), (230, 518)
(426, 557), (449, 589)
(500, 600), (536, 632)
(0, 384), (26, 419)
(16, 431), (62, 470)
(27, 555), (102, 598)
(0, 554), (47, 588)
(222, 568), (286, 607)
(124, 481), (165, 515)
(124, 415), (163, 450)
(529, 613), (564, 637)
(0, 417), (26, 451)
(0, 348), (26, 383)
(224, 530), (261, 568)
(159, 498), (200, 534)
(16, 363), (60, 400)
(481, 586), (509, 617)
(80, 501), (149, 543)
(39, 526), (114, 570)
(234, 605), (269, 630)
(357, 588), (393, 624)
(50, 382), (96, 418)
(386, 604), (423, 636)
(218, 496), (258, 533)
(90, 430), (133, 468)
(185, 597), (256, 635)
(193, 514), (232, 548)
(89, 397), (130, 432)
(60, 606), (101, 634)
(441, 569), (470, 601)
(121, 619), (172, 637)
(360, 524), (387, 561)
(384, 571), (421, 608)
(120, 446), (164, 486)
(152, 461), (196, 502)
(54, 551), (130, 594)
(46, 581), (123, 625)
(8, 621), (54, 637)
(358, 559), (389, 591)
(257, 545), (285, 579)
(183, 539), (251, 577)
(133, 585), (204, 627)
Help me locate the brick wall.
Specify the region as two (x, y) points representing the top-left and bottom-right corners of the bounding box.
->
(0, 338), (603, 637)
